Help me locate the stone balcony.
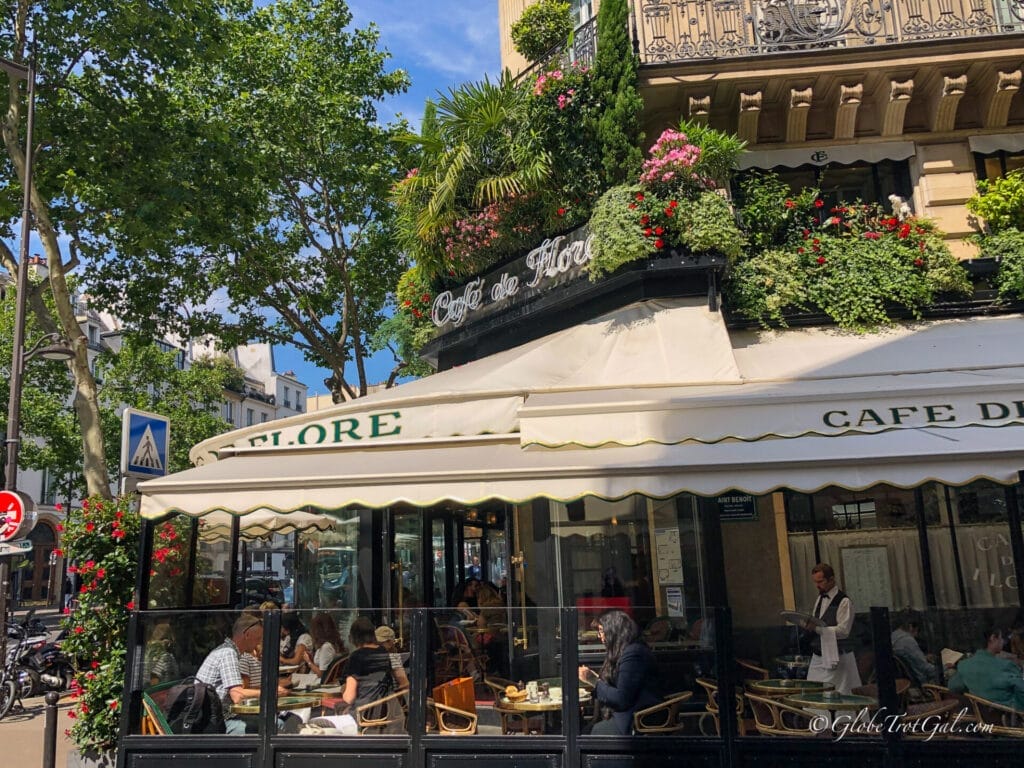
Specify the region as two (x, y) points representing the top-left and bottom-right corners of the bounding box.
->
(636, 0), (1024, 65)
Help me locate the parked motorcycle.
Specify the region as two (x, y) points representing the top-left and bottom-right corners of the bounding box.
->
(16, 632), (73, 697)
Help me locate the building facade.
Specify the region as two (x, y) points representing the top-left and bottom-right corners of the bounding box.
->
(1, 259), (310, 606)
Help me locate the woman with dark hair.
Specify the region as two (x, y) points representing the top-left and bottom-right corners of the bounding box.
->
(279, 612), (313, 667)
(339, 616), (399, 714)
(578, 609), (661, 735)
(303, 612), (347, 677)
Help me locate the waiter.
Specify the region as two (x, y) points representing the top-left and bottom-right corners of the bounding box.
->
(804, 562), (861, 694)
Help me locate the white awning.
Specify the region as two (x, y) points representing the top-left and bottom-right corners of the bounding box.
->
(197, 509), (338, 541)
(969, 133), (1024, 155)
(139, 426), (1024, 519)
(738, 141), (915, 170)
(519, 366), (1024, 447)
(187, 299), (739, 464)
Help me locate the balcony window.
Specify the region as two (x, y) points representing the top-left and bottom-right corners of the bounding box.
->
(737, 159), (912, 215)
(246, 408), (254, 426)
(975, 150), (1024, 180)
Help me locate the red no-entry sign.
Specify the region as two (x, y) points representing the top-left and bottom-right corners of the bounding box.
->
(0, 490), (33, 542)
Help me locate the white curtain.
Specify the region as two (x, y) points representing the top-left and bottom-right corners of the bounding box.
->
(789, 528), (925, 612)
(929, 524), (1019, 608)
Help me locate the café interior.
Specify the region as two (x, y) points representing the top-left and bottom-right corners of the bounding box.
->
(120, 476), (1024, 766)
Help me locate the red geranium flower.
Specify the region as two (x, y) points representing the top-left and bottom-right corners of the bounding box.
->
(669, 200), (678, 209)
(654, 238), (665, 249)
(784, 199), (796, 209)
(556, 208), (566, 217)
(635, 193), (645, 202)
(914, 258), (924, 267)
(664, 208), (674, 217)
(814, 199), (824, 208)
(628, 203), (637, 210)
(816, 256), (827, 264)
(654, 226), (664, 235)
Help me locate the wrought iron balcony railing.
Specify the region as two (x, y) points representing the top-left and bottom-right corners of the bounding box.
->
(518, 17), (598, 82)
(636, 0), (1024, 64)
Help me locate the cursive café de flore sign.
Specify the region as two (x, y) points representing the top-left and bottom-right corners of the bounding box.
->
(430, 225), (594, 329)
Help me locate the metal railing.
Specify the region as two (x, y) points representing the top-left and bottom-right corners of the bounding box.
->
(635, 0), (1024, 64)
(518, 17), (598, 82)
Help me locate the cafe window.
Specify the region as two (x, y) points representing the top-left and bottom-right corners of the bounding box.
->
(923, 479), (1019, 609)
(786, 485), (927, 610)
(736, 159), (912, 213)
(974, 150), (1024, 180)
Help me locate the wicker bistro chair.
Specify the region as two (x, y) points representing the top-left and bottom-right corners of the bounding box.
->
(320, 654), (348, 686)
(633, 691), (698, 735)
(745, 692), (817, 737)
(964, 693), (1024, 737)
(695, 678), (751, 736)
(736, 659), (770, 682)
(437, 625), (488, 682)
(355, 689), (408, 735)
(427, 697), (478, 735)
(899, 699), (962, 739)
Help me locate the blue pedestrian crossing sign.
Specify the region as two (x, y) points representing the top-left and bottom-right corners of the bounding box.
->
(121, 408), (170, 478)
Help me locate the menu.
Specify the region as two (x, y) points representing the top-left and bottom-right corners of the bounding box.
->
(654, 528), (685, 584)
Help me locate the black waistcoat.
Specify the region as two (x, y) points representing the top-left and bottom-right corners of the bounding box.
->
(811, 589), (855, 655)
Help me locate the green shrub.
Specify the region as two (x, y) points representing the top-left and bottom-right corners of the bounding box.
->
(60, 496), (141, 752)
(977, 227), (1024, 298)
(588, 185), (656, 278)
(736, 172), (820, 251)
(967, 170), (1024, 233)
(592, 0), (643, 185)
(726, 202), (970, 330)
(511, 0), (573, 61)
(678, 191), (746, 260)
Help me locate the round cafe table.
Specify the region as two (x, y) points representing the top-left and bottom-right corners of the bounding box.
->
(232, 694), (323, 716)
(747, 679), (834, 697)
(500, 689), (592, 734)
(783, 691), (877, 722)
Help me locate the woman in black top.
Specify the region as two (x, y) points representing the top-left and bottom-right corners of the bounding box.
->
(579, 609), (661, 735)
(340, 617), (396, 711)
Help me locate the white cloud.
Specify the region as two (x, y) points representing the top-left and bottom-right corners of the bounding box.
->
(348, 1), (501, 81)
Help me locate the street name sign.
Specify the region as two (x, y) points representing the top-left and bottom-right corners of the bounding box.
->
(121, 408), (170, 479)
(0, 539), (33, 556)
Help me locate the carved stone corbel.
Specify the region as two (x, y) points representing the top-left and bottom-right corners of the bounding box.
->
(928, 74), (967, 133)
(688, 94), (711, 125)
(786, 87), (813, 144)
(981, 69), (1022, 129)
(738, 90), (762, 145)
(878, 79), (914, 136)
(834, 83), (863, 140)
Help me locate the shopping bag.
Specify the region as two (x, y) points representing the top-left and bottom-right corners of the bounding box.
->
(432, 676), (476, 715)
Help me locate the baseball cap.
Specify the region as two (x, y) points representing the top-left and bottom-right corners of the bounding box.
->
(375, 625), (396, 643)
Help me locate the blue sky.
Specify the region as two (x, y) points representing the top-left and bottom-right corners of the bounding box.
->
(273, 0), (503, 398)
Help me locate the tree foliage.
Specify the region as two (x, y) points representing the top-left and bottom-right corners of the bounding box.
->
(510, 0), (573, 62)
(0, 0), (240, 497)
(84, 0), (413, 401)
(591, 0), (643, 186)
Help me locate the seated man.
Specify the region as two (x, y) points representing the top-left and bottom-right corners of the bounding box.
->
(196, 613), (288, 734)
(948, 628), (1024, 712)
(890, 618), (938, 685)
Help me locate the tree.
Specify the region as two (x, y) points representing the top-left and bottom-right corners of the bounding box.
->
(591, 0), (643, 186)
(94, 337), (236, 475)
(85, 0), (415, 401)
(0, 278), (77, 491)
(0, 0), (237, 497)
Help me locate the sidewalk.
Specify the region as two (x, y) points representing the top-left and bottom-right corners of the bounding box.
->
(0, 692), (74, 768)
(3, 606), (74, 767)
